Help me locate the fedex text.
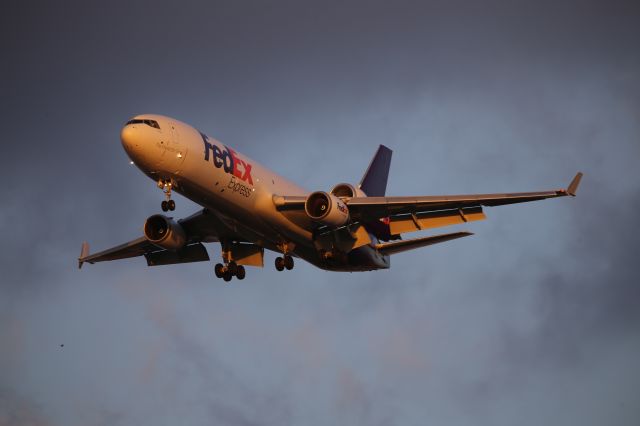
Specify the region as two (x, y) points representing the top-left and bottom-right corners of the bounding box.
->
(201, 133), (254, 185)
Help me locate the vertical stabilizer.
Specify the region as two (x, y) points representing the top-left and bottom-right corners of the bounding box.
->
(358, 145), (393, 196)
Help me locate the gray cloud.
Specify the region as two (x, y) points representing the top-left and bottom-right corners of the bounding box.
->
(0, 388), (51, 426)
(1, 0), (639, 425)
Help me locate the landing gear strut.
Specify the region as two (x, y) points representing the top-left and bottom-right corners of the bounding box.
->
(159, 179), (175, 212)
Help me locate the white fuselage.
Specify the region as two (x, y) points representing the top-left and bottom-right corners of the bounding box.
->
(121, 114), (389, 271)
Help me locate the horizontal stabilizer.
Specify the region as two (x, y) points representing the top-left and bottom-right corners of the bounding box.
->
(375, 231), (473, 256)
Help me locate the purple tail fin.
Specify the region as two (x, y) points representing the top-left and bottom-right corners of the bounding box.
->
(358, 145), (392, 196)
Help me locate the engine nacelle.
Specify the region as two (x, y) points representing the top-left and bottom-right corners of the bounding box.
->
(330, 183), (368, 199)
(144, 214), (187, 250)
(305, 191), (350, 227)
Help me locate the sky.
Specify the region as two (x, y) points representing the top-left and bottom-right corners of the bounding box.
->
(1, 0), (640, 424)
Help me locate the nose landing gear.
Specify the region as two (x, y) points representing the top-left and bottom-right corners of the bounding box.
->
(158, 179), (175, 212)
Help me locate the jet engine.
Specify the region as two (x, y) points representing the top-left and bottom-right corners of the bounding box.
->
(304, 191), (350, 227)
(330, 183), (367, 199)
(144, 214), (187, 250)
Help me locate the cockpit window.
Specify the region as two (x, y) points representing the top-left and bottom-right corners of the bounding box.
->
(126, 119), (160, 129)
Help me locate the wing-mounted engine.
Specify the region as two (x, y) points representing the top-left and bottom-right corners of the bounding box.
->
(144, 214), (187, 250)
(304, 191), (350, 227)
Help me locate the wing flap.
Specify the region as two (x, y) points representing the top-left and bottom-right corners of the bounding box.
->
(145, 243), (210, 266)
(225, 242), (264, 267)
(389, 206), (486, 235)
(376, 231), (473, 256)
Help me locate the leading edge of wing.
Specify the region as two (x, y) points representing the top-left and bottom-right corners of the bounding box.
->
(347, 172), (583, 220)
(78, 236), (154, 268)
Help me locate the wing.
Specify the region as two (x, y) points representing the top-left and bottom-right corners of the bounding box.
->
(78, 208), (236, 268)
(346, 172), (582, 222)
(78, 237), (156, 266)
(274, 173), (582, 235)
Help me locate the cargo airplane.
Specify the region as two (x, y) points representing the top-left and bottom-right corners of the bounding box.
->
(79, 114), (582, 281)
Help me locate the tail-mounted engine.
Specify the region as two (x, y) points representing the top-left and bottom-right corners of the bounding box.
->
(304, 191), (350, 227)
(330, 183), (367, 198)
(330, 182), (395, 241)
(144, 214), (187, 250)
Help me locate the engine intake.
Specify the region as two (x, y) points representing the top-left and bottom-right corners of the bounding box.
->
(144, 214), (187, 250)
(305, 191), (350, 227)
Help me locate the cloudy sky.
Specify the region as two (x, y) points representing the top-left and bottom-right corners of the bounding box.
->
(1, 0), (639, 424)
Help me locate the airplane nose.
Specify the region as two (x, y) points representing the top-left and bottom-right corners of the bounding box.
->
(121, 124), (139, 154)
(120, 120), (163, 169)
(121, 123), (152, 164)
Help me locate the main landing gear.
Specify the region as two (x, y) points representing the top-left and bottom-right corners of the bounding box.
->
(275, 242), (295, 272)
(161, 199), (175, 212)
(275, 255), (294, 272)
(158, 179), (175, 212)
(214, 261), (246, 282)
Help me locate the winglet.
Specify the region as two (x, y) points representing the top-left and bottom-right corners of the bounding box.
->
(78, 242), (90, 269)
(567, 172), (583, 196)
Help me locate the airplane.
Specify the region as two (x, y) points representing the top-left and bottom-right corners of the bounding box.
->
(78, 114), (582, 281)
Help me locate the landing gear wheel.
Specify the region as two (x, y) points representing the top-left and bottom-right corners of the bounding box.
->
(223, 269), (233, 282)
(275, 256), (285, 271)
(284, 255), (294, 270)
(214, 263), (224, 278)
(227, 261), (238, 276)
(168, 199), (176, 211)
(236, 265), (246, 280)
(161, 200), (168, 212)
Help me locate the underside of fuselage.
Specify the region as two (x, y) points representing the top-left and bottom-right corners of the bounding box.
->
(165, 173), (389, 272)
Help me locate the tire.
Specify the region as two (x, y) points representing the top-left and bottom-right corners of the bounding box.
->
(227, 261), (238, 275)
(236, 265), (246, 280)
(284, 255), (294, 270)
(275, 257), (285, 271)
(161, 200), (168, 212)
(168, 199), (176, 211)
(223, 270), (233, 282)
(214, 263), (224, 278)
